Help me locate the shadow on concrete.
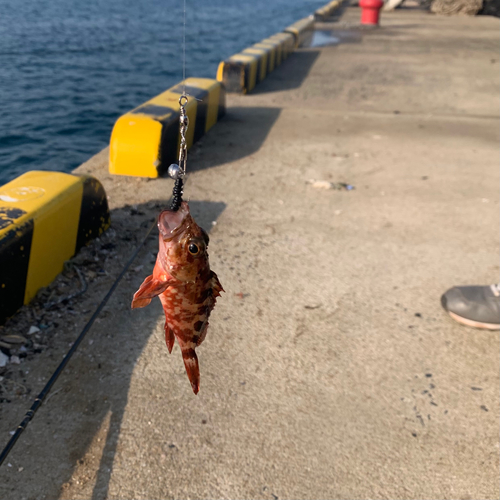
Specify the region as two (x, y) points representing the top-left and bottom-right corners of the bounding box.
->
(188, 106), (282, 171)
(84, 199), (225, 500)
(394, 4), (430, 10)
(154, 52), (323, 174)
(251, 50), (321, 95)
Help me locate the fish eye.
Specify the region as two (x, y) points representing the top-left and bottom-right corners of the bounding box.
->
(188, 243), (199, 255)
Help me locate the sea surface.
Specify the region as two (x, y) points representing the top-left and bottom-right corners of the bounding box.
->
(0, 0), (324, 185)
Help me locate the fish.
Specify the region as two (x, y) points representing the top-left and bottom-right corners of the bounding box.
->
(131, 201), (223, 394)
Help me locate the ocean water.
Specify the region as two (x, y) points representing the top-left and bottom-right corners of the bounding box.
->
(0, 0), (324, 185)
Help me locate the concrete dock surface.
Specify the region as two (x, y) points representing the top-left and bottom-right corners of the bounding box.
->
(0, 5), (498, 499)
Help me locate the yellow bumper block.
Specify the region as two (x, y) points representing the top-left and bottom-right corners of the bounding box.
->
(252, 43), (277, 74)
(268, 32), (295, 61)
(315, 0), (343, 19)
(259, 38), (284, 68)
(0, 171), (110, 324)
(284, 16), (315, 48)
(109, 78), (225, 178)
(217, 53), (260, 95)
(217, 31), (296, 94)
(242, 47), (270, 83)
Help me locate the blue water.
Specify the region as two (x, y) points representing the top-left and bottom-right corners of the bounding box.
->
(0, 0), (323, 185)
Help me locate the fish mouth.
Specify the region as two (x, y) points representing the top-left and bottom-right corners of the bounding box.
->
(158, 201), (190, 240)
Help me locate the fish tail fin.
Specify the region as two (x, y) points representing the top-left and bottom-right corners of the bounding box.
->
(165, 325), (175, 354)
(181, 347), (200, 395)
(131, 275), (170, 309)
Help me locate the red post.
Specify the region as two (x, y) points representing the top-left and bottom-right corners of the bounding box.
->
(359, 0), (384, 25)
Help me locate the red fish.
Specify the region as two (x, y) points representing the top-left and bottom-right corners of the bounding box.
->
(131, 202), (223, 394)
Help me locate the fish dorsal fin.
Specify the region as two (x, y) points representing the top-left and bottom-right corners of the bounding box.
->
(210, 271), (224, 297)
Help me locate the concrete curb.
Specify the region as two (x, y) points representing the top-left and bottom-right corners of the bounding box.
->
(283, 16), (315, 48)
(109, 77), (225, 178)
(216, 30), (296, 95)
(314, 0), (344, 20)
(0, 171), (109, 325)
(217, 53), (260, 94)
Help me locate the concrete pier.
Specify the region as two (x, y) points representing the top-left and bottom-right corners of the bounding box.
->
(0, 5), (498, 499)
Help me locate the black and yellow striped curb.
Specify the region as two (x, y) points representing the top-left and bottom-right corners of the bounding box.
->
(217, 53), (259, 94)
(267, 33), (296, 60)
(109, 77), (225, 178)
(284, 16), (315, 49)
(315, 0), (343, 20)
(216, 31), (295, 94)
(0, 171), (110, 325)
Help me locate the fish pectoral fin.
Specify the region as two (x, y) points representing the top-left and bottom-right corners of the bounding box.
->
(181, 347), (200, 395)
(132, 297), (153, 308)
(131, 275), (171, 309)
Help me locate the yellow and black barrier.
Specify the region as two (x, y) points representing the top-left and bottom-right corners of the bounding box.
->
(315, 0), (343, 20)
(109, 77), (225, 178)
(0, 171), (110, 325)
(242, 45), (273, 82)
(284, 16), (315, 48)
(268, 32), (295, 60)
(216, 31), (295, 94)
(217, 53), (260, 94)
(258, 38), (283, 69)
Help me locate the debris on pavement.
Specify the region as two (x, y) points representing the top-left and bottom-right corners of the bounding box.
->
(307, 179), (355, 190)
(308, 180), (333, 189)
(0, 335), (27, 349)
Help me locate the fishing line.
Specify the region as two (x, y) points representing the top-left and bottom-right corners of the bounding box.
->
(169, 0), (190, 212)
(183, 0), (186, 94)
(0, 220), (157, 467)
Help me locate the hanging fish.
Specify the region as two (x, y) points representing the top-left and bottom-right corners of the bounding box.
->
(131, 201), (223, 394)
